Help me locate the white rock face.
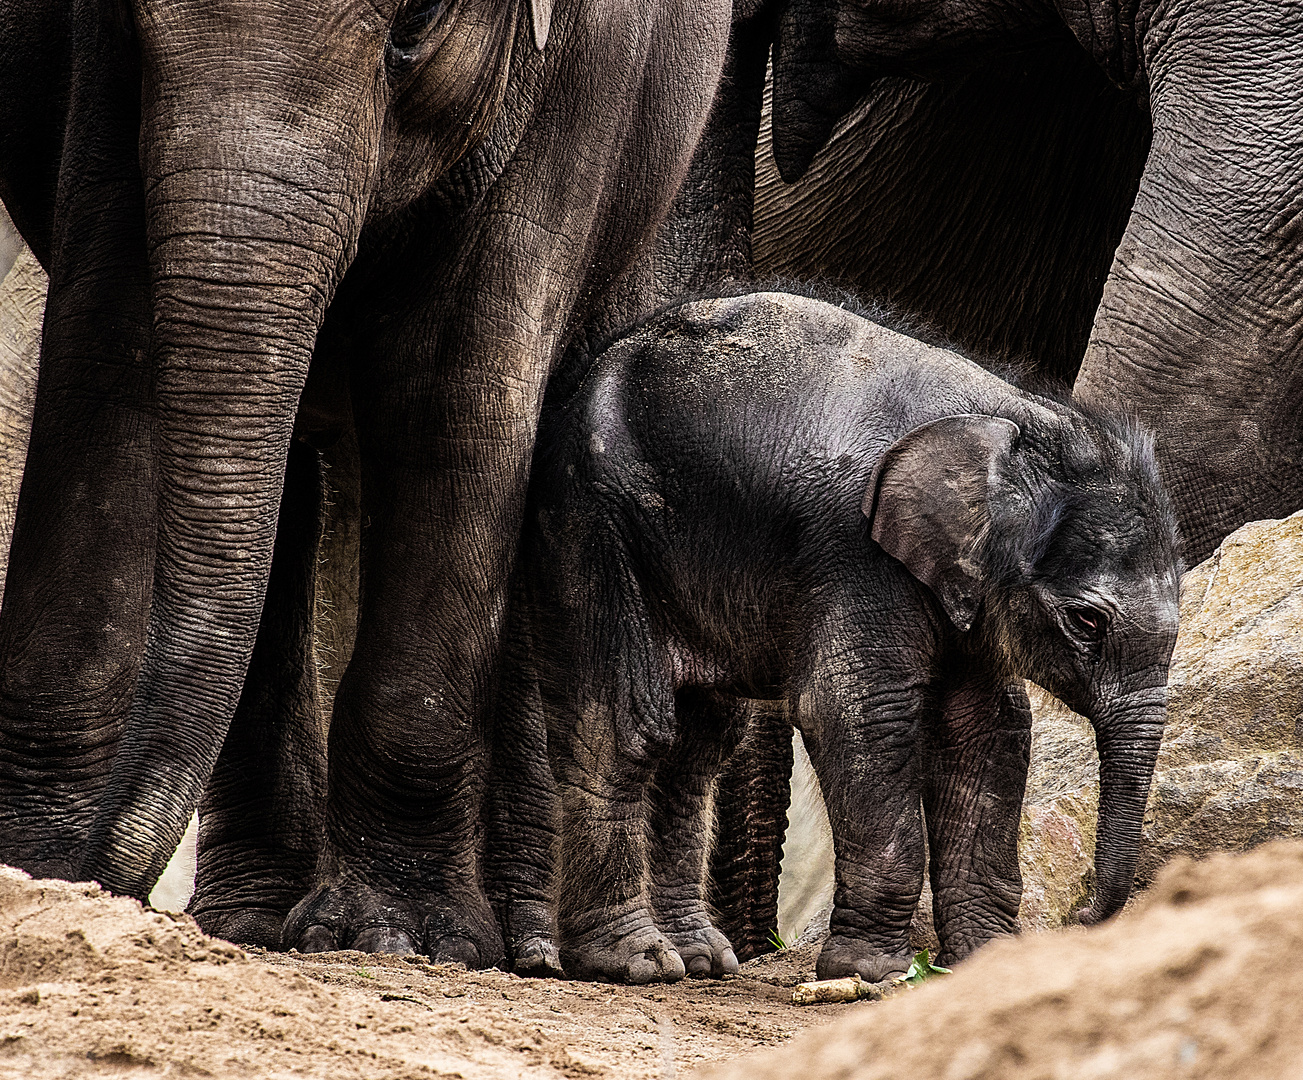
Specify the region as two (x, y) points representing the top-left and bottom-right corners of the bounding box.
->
(778, 510), (1303, 938)
(0, 219), (43, 599)
(776, 732), (833, 944)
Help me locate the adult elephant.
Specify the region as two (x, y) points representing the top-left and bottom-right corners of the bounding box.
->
(758, 0), (1303, 563)
(0, 0), (729, 965)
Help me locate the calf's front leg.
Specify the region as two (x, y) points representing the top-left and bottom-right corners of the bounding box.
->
(922, 661), (1030, 966)
(799, 647), (931, 982)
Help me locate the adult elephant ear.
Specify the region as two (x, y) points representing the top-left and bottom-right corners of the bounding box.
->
(528, 0), (553, 49)
(863, 414), (1020, 632)
(772, 0), (865, 182)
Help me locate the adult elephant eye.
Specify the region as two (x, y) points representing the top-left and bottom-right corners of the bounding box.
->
(1066, 606), (1108, 643)
(387, 0), (447, 69)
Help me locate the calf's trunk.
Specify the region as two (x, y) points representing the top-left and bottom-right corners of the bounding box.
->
(1081, 688), (1166, 925)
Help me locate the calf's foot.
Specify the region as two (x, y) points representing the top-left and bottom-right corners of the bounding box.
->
(816, 933), (913, 982)
(561, 908), (687, 984)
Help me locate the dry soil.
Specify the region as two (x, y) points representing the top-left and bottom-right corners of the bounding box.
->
(0, 866), (860, 1079)
(7, 841), (1303, 1079)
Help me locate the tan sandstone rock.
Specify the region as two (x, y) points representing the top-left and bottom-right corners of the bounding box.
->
(1017, 509), (1303, 930)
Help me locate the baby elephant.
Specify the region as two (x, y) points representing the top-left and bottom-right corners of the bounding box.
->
(516, 290), (1180, 984)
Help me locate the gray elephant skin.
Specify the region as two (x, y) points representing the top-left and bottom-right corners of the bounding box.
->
(509, 290), (1180, 984)
(739, 0), (1303, 565)
(0, 0), (730, 966)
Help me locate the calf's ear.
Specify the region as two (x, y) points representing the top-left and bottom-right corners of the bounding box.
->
(863, 414), (1020, 632)
(528, 0), (554, 49)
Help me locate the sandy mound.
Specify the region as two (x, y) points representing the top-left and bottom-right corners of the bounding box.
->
(704, 840), (1303, 1079)
(0, 867), (854, 1078)
(8, 841), (1303, 1079)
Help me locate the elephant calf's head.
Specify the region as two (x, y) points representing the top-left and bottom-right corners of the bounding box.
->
(865, 407), (1182, 925)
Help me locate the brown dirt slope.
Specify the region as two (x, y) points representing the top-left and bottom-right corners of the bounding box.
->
(704, 840), (1303, 1080)
(0, 866), (856, 1079)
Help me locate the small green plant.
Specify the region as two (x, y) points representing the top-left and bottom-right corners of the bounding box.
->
(766, 927), (786, 951)
(354, 967), (374, 980)
(898, 949), (951, 987)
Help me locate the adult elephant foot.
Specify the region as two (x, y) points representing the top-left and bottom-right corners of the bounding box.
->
(190, 904), (287, 951)
(659, 910), (739, 978)
(816, 934), (913, 983)
(667, 926), (738, 979)
(283, 880), (504, 966)
(497, 900), (564, 978)
(560, 908), (688, 984)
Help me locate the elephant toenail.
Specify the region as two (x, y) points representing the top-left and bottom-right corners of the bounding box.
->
(296, 925), (337, 954)
(430, 935), (480, 968)
(352, 927), (418, 955)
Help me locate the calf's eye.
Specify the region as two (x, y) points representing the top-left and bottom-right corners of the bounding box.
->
(1066, 606), (1108, 642)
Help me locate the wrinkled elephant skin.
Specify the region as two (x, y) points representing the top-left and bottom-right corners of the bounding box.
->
(0, 0), (729, 965)
(513, 292), (1179, 982)
(756, 0), (1303, 562)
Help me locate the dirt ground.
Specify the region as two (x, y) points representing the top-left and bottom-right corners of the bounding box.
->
(0, 865), (864, 1079)
(707, 840), (1303, 1080)
(7, 842), (1303, 1079)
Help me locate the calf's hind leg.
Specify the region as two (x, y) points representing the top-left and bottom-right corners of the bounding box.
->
(543, 584), (685, 984)
(646, 688), (748, 978)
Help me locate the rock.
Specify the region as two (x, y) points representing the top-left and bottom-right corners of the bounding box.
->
(1020, 510), (1303, 928)
(1015, 685), (1097, 932)
(1139, 512), (1303, 875)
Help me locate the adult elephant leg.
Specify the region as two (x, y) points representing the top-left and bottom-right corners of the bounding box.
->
(648, 688), (747, 978)
(483, 573), (562, 978)
(1071, 3), (1303, 561)
(921, 664), (1030, 968)
(283, 0), (728, 965)
(285, 290), (558, 965)
(0, 2), (155, 878)
(707, 700), (793, 961)
(188, 440), (328, 948)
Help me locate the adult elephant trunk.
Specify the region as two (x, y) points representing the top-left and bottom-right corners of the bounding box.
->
(76, 11), (383, 897)
(1080, 686), (1166, 926)
(1072, 2), (1303, 561)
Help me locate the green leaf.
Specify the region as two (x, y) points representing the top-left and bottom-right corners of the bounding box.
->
(900, 949), (951, 986)
(767, 927), (786, 951)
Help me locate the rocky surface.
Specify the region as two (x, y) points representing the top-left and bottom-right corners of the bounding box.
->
(0, 235), (42, 598)
(779, 510), (1303, 939)
(1015, 510), (1303, 928)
